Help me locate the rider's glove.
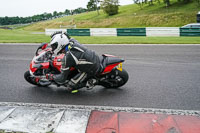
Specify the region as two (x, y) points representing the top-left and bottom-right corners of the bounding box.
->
(46, 74), (54, 81)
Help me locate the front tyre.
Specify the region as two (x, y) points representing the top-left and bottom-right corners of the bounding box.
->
(101, 69), (129, 88)
(24, 71), (38, 86)
(24, 71), (50, 87)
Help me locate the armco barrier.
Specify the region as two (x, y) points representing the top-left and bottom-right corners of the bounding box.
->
(90, 28), (117, 36)
(67, 29), (90, 36)
(45, 28), (200, 37)
(117, 28), (146, 36)
(45, 29), (67, 35)
(180, 28), (200, 36)
(146, 27), (180, 37)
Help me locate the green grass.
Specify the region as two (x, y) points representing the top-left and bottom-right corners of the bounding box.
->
(75, 36), (200, 44)
(22, 0), (200, 31)
(1, 0), (197, 44)
(0, 29), (50, 43)
(0, 29), (200, 44)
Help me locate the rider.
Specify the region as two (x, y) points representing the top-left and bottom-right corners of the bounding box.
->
(46, 32), (102, 92)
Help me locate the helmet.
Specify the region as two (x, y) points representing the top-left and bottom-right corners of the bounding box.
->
(50, 32), (71, 55)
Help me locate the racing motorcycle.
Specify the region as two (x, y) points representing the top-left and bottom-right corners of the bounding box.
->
(24, 43), (129, 90)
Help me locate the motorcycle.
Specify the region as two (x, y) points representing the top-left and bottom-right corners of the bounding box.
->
(24, 43), (129, 90)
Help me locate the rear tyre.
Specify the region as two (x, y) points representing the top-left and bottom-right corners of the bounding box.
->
(101, 69), (129, 88)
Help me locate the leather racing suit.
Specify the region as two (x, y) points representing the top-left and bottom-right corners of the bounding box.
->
(52, 39), (101, 90)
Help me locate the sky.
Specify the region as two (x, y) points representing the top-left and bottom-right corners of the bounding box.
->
(0, 0), (133, 17)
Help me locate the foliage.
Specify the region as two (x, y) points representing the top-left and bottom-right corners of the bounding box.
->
(101, 0), (119, 16)
(65, 9), (71, 15)
(197, 0), (200, 5)
(0, 7), (87, 26)
(163, 0), (171, 7)
(87, 0), (101, 15)
(134, 0), (194, 8)
(87, 0), (98, 11)
(72, 8), (88, 14)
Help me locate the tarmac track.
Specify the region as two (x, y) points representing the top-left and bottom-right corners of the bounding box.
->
(0, 44), (200, 111)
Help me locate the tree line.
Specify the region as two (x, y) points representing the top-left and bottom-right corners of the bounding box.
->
(0, 0), (120, 25)
(2, 0), (197, 26)
(133, 0), (200, 9)
(0, 7), (88, 25)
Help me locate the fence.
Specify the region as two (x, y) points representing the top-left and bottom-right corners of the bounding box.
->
(67, 29), (90, 36)
(45, 29), (66, 35)
(117, 28), (146, 36)
(180, 28), (200, 36)
(45, 28), (200, 37)
(146, 27), (180, 37)
(90, 28), (117, 36)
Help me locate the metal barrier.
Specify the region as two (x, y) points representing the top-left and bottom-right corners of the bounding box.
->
(67, 29), (90, 36)
(45, 28), (200, 37)
(146, 27), (180, 37)
(180, 28), (200, 36)
(90, 28), (117, 36)
(117, 28), (146, 36)
(45, 29), (66, 35)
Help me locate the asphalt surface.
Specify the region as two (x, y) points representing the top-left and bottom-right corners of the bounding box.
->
(0, 44), (200, 111)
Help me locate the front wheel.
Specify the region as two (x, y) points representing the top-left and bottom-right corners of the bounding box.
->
(24, 71), (50, 87)
(100, 69), (129, 88)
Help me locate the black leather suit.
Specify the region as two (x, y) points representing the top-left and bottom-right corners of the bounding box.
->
(53, 39), (101, 89)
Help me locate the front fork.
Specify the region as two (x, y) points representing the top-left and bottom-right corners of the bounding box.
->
(29, 70), (51, 85)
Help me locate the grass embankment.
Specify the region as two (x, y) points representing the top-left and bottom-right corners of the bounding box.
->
(0, 29), (49, 43)
(0, 29), (200, 44)
(23, 0), (200, 31)
(0, 1), (200, 44)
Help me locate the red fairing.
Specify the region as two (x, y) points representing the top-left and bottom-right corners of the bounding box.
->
(53, 54), (65, 72)
(41, 43), (48, 50)
(30, 61), (37, 73)
(102, 63), (120, 74)
(41, 62), (50, 69)
(30, 61), (50, 73)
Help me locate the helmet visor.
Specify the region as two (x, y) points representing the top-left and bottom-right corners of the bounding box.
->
(51, 42), (58, 52)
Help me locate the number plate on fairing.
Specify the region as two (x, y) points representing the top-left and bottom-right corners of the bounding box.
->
(117, 63), (123, 71)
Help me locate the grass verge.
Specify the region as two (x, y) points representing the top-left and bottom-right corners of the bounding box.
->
(75, 36), (200, 44)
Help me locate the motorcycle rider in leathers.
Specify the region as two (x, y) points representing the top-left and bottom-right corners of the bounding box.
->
(46, 32), (102, 92)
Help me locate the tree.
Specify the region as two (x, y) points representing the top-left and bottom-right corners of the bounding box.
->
(163, 0), (170, 7)
(65, 9), (71, 15)
(101, 0), (119, 16)
(46, 13), (53, 19)
(87, 0), (100, 15)
(87, 0), (96, 11)
(197, 0), (200, 6)
(133, 0), (144, 9)
(53, 11), (58, 17)
(58, 12), (63, 17)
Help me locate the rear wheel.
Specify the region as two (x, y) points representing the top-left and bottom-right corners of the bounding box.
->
(100, 69), (129, 88)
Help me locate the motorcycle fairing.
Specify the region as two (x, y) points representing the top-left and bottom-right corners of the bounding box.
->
(101, 54), (124, 74)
